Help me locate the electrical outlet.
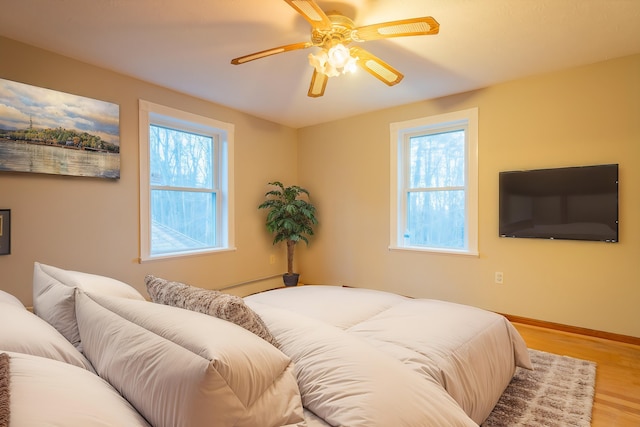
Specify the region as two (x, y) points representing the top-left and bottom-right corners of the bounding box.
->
(269, 254), (276, 265)
(495, 272), (504, 284)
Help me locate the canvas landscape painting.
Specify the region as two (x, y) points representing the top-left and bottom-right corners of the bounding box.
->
(0, 78), (120, 179)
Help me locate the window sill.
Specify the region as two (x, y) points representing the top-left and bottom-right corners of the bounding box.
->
(388, 245), (479, 257)
(139, 246), (237, 263)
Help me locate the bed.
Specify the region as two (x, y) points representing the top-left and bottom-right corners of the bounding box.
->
(245, 285), (532, 426)
(1, 264), (533, 426)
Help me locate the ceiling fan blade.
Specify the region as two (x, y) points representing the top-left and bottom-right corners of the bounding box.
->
(284, 0), (333, 29)
(351, 47), (403, 86)
(231, 41), (312, 65)
(352, 16), (439, 41)
(308, 69), (328, 97)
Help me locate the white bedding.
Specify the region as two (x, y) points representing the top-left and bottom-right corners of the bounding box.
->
(0, 290), (94, 371)
(3, 351), (151, 427)
(76, 291), (306, 427)
(246, 285), (532, 425)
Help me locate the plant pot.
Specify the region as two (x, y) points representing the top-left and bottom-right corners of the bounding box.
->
(282, 273), (299, 287)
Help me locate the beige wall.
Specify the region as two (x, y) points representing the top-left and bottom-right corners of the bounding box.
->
(2, 36), (638, 338)
(297, 54), (640, 338)
(0, 37), (298, 303)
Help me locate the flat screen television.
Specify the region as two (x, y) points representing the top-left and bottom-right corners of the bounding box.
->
(499, 164), (618, 242)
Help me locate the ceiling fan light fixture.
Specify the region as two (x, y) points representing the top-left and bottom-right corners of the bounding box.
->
(308, 43), (357, 77)
(342, 56), (358, 73)
(327, 44), (350, 68)
(308, 51), (327, 73)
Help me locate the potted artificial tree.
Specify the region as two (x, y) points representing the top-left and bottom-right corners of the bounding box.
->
(258, 181), (318, 286)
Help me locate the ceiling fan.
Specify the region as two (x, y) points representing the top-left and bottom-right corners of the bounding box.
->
(230, 0), (439, 98)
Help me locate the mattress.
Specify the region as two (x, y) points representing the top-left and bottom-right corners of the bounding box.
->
(246, 285), (532, 425)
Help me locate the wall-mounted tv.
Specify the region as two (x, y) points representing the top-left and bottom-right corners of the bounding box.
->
(499, 164), (618, 242)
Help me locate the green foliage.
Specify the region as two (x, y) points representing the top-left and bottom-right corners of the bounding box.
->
(258, 181), (318, 275)
(3, 127), (119, 153)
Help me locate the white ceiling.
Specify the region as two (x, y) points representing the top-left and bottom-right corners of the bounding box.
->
(1, 0), (639, 128)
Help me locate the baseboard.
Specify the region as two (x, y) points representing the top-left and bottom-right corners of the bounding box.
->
(503, 313), (640, 347)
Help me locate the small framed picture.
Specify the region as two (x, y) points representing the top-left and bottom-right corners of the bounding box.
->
(0, 209), (10, 255)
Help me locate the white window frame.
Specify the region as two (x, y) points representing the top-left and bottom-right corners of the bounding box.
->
(390, 108), (478, 256)
(138, 100), (235, 261)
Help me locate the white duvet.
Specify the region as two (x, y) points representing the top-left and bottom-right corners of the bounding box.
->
(246, 285), (532, 426)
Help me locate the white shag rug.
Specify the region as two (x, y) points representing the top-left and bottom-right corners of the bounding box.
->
(483, 349), (596, 427)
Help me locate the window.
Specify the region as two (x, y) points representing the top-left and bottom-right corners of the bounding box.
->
(390, 108), (478, 255)
(139, 100), (234, 261)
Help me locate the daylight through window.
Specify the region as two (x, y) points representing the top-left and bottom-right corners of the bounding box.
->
(390, 108), (478, 255)
(139, 100), (234, 260)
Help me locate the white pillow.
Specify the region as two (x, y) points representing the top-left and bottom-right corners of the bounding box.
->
(32, 262), (145, 351)
(0, 295), (93, 371)
(2, 351), (150, 427)
(76, 291), (305, 427)
(0, 290), (24, 307)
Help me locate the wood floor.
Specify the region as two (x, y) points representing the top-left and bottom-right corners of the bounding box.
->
(512, 323), (640, 426)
